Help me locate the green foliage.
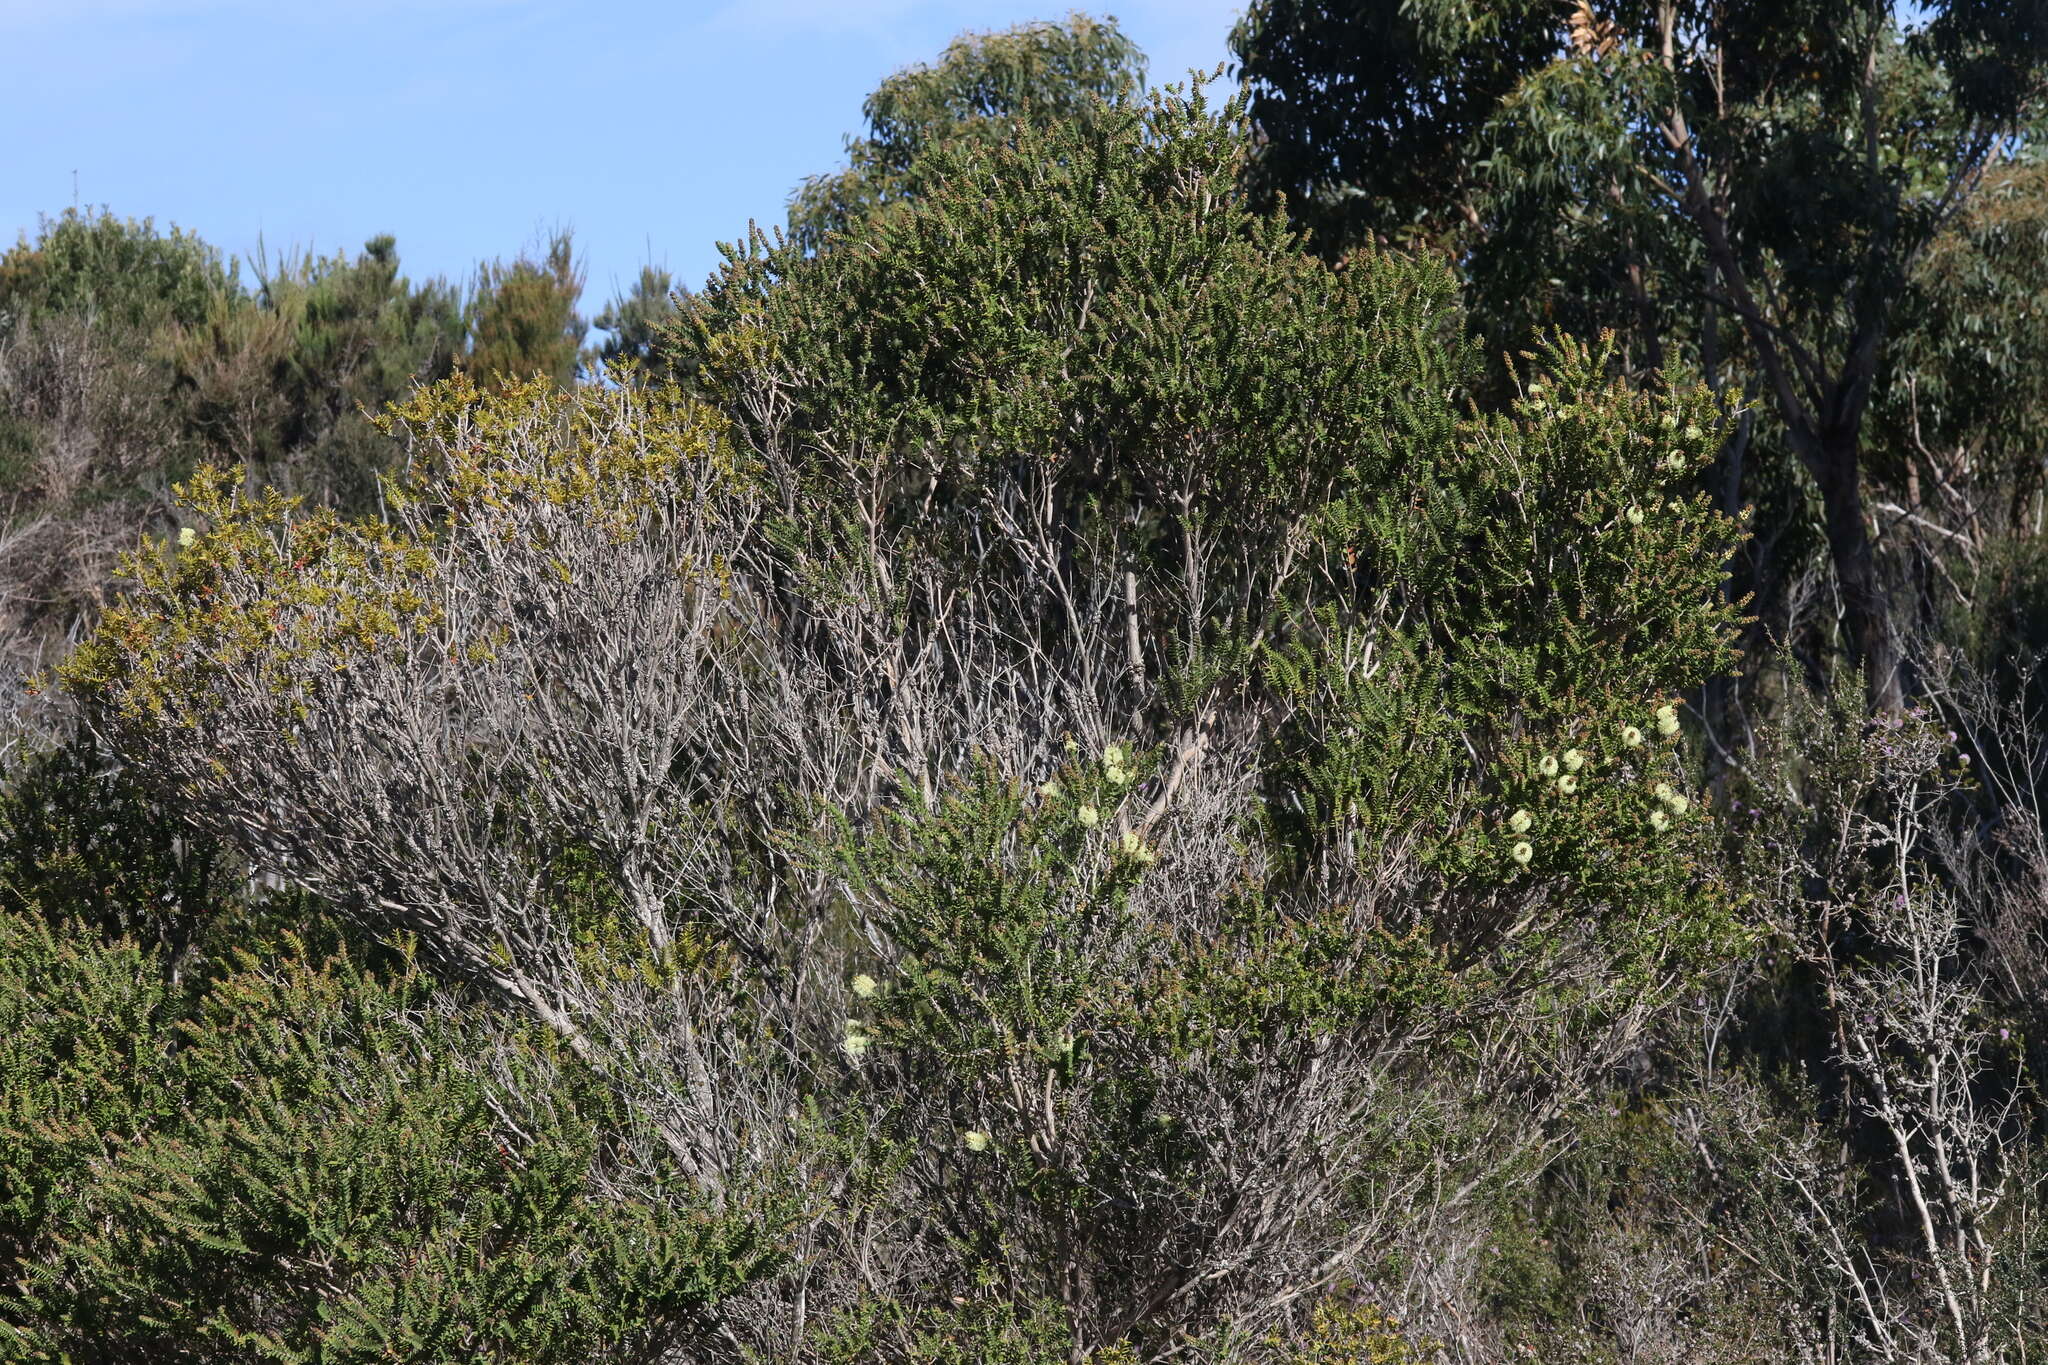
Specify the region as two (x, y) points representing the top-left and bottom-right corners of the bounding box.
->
(1272, 1299), (1433, 1364)
(1231, 0), (2048, 705)
(1951, 530), (2048, 717)
(675, 84), (1751, 1350)
(587, 265), (681, 378)
(0, 880), (777, 1363)
(787, 12), (1145, 251)
(35, 21), (1996, 1357)
(0, 208), (238, 335)
(250, 235), (466, 507)
(813, 1293), (1079, 1365)
(65, 368), (721, 746)
(1227, 0), (1563, 257)
(692, 82), (1475, 632)
(466, 230), (587, 390)
(826, 755), (1467, 1356)
(0, 217), (463, 539)
(0, 737), (241, 961)
(1874, 159), (2048, 510)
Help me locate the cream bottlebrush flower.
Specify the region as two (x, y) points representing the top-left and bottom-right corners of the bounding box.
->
(1626, 505), (1645, 526)
(177, 527), (197, 549)
(1076, 804), (1100, 829)
(1508, 809), (1533, 834)
(1657, 714), (1681, 737)
(1664, 452), (1687, 473)
(1621, 724), (1644, 747)
(1105, 764), (1131, 786)
(842, 1030), (871, 1060)
(1103, 744), (1125, 767)
(962, 1130), (991, 1152)
(1562, 749), (1585, 772)
(851, 973), (878, 999)
(1538, 754), (1561, 778)
(1119, 830), (1141, 854)
(1665, 794), (1690, 816)
(1684, 423), (1703, 441)
(1557, 774), (1578, 795)
(1652, 782), (1676, 803)
(1511, 841), (1534, 866)
(1648, 809), (1672, 833)
(1039, 780), (1062, 799)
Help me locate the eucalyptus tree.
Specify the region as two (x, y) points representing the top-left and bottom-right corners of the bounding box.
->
(1873, 159), (2048, 537)
(1233, 1), (2048, 708)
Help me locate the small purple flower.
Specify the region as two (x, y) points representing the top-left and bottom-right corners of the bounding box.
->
(2001, 1028), (2011, 1041)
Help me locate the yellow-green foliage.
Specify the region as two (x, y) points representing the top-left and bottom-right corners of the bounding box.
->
(64, 371), (727, 737)
(66, 470), (435, 727)
(377, 368), (731, 522)
(1277, 1298), (1433, 1364)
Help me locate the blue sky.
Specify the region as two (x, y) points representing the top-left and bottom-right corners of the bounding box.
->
(2, 1), (1243, 334)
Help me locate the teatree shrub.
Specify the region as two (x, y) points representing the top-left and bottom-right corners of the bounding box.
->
(680, 81), (1473, 653)
(822, 754), (1472, 1359)
(785, 13), (1146, 254)
(1270, 337), (1748, 991)
(63, 372), (750, 1009)
(678, 84), (1749, 1356)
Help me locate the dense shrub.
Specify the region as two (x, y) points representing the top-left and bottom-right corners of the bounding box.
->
(0, 747), (783, 1363)
(57, 88), (1755, 1361)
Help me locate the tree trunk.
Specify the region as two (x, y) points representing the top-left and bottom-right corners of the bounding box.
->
(1814, 427), (1903, 711)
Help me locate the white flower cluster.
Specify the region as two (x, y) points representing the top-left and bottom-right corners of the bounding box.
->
(1507, 708), (1697, 865)
(1103, 743), (1131, 787)
(1119, 829), (1157, 866)
(842, 1020), (871, 1060)
(1646, 778), (1691, 833)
